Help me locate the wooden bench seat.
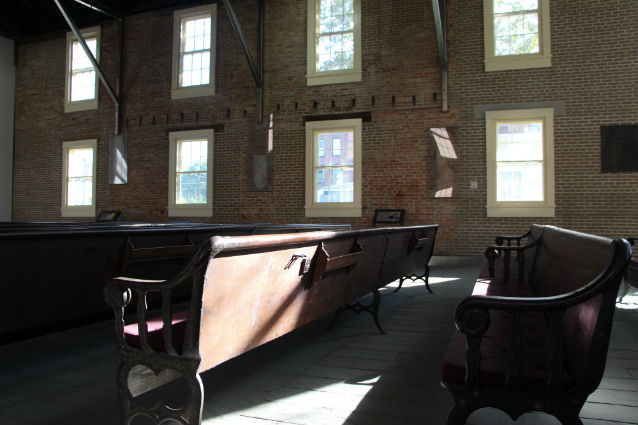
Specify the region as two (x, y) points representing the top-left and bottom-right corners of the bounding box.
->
(441, 225), (632, 425)
(104, 225), (438, 425)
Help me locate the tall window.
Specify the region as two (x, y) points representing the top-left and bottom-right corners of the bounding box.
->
(62, 139), (97, 217)
(168, 129), (214, 217)
(486, 109), (554, 217)
(65, 27), (100, 112)
(305, 119), (362, 217)
(172, 4), (216, 99)
(483, 0), (551, 71)
(307, 0), (361, 86)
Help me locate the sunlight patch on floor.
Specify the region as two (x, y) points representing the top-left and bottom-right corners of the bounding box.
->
(203, 377), (381, 424)
(616, 287), (638, 310)
(385, 276), (460, 289)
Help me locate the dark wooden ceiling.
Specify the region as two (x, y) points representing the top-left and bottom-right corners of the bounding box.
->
(0, 0), (203, 39)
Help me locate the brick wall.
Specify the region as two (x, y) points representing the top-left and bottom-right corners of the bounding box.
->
(12, 0), (638, 255)
(447, 0), (638, 252)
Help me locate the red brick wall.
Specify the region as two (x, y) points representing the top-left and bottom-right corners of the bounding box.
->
(447, 0), (638, 252)
(12, 0), (637, 255)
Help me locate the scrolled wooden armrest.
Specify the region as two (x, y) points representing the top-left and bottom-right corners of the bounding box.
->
(494, 230), (531, 246)
(455, 258), (622, 331)
(108, 276), (168, 291)
(484, 236), (542, 279)
(486, 234), (541, 255)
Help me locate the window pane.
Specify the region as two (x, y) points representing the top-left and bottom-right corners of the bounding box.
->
(494, 0), (537, 14)
(316, 169), (325, 183)
(316, 130), (354, 167)
(70, 70), (96, 101)
(496, 122), (543, 161)
(316, 0), (354, 72)
(67, 177), (93, 206)
(71, 38), (97, 70)
(68, 148), (93, 177)
(494, 11), (539, 55)
(317, 33), (354, 72)
(497, 162), (543, 201)
(315, 166), (354, 203)
(180, 15), (211, 87)
(176, 139), (208, 204)
(70, 38), (97, 102)
(67, 147), (94, 206)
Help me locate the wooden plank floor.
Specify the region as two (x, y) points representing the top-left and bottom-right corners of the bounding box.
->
(0, 256), (636, 425)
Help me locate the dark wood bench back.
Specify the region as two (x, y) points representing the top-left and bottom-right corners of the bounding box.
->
(106, 225), (438, 374)
(528, 227), (630, 390)
(197, 226), (437, 372)
(380, 226), (438, 285)
(530, 226), (612, 296)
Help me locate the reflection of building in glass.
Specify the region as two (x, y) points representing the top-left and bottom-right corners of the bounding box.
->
(315, 131), (354, 203)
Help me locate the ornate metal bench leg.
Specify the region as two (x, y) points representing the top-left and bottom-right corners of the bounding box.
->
(329, 289), (384, 334)
(328, 307), (345, 329)
(370, 289), (384, 333)
(394, 276), (405, 293)
(396, 265), (433, 294)
(423, 264), (432, 294)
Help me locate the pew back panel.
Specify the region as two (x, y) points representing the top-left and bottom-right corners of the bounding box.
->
(105, 225), (439, 425)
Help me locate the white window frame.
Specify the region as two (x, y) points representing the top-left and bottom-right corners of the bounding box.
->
(61, 139), (97, 217)
(486, 108), (555, 217)
(168, 129), (214, 217)
(64, 26), (100, 113)
(483, 0), (551, 72)
(306, 0), (362, 86)
(171, 4), (217, 100)
(305, 119), (362, 217)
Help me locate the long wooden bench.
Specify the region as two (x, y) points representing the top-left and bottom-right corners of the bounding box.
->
(0, 222), (349, 339)
(104, 225), (438, 425)
(441, 225), (632, 425)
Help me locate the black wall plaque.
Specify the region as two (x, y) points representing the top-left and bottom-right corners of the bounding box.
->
(601, 125), (638, 172)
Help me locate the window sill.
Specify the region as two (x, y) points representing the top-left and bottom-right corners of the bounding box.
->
(61, 206), (95, 218)
(171, 85), (215, 100)
(305, 205), (362, 218)
(64, 99), (98, 113)
(486, 204), (555, 218)
(168, 205), (213, 218)
(484, 54), (551, 72)
(306, 70), (362, 86)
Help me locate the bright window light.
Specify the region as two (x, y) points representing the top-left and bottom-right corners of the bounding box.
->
(175, 139), (208, 204)
(180, 16), (211, 87)
(66, 147), (94, 206)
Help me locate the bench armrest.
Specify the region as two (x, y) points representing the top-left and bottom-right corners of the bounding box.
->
(484, 236), (542, 281)
(104, 240), (215, 357)
(494, 230), (531, 246)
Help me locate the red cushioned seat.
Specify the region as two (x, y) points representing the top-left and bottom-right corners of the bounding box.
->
(441, 309), (574, 389)
(124, 310), (188, 352)
(442, 258), (573, 390)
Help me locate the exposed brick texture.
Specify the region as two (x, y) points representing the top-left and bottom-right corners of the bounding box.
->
(11, 0), (638, 255)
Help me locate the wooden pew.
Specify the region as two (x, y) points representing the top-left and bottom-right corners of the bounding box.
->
(441, 225), (632, 425)
(0, 222), (349, 340)
(104, 225), (438, 425)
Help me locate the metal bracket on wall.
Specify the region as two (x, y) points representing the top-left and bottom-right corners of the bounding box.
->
(54, 0), (128, 184)
(431, 0), (448, 112)
(221, 0), (265, 125)
(53, 0), (123, 134)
